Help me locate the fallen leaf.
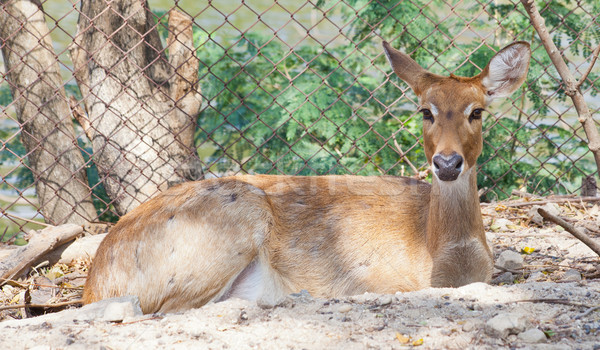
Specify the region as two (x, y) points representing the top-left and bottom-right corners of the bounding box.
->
(495, 204), (507, 212)
(412, 338), (424, 346)
(522, 247), (535, 254)
(396, 333), (410, 344)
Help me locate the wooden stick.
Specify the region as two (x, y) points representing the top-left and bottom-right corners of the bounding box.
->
(538, 208), (600, 257)
(513, 298), (593, 308)
(575, 306), (600, 320)
(393, 139), (421, 178)
(482, 196), (600, 208)
(0, 224), (83, 286)
(0, 299), (82, 312)
(1, 210), (52, 227)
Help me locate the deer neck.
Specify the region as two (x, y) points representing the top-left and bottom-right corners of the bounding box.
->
(424, 166), (493, 287)
(426, 166), (484, 252)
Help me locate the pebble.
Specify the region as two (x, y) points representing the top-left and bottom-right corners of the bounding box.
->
(561, 269), (582, 282)
(518, 328), (547, 343)
(541, 203), (561, 216)
(526, 271), (546, 283)
(69, 295), (143, 322)
(484, 313), (527, 338)
(492, 272), (513, 285)
(337, 304), (353, 313)
(102, 298), (142, 322)
(490, 218), (513, 232)
(376, 295), (393, 306)
(496, 250), (524, 270)
(527, 206), (544, 225)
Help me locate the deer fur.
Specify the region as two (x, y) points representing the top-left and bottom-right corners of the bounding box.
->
(83, 41), (531, 314)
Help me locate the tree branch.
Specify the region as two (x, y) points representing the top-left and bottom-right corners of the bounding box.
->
(576, 43), (600, 90)
(520, 0), (600, 173)
(0, 224), (84, 286)
(538, 208), (600, 257)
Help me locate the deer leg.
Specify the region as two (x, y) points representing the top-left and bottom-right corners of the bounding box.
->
(83, 179), (275, 314)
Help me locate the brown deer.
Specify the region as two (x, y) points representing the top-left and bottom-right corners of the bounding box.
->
(83, 41), (530, 314)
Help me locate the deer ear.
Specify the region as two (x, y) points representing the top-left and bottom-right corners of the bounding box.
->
(382, 41), (428, 95)
(480, 42), (531, 100)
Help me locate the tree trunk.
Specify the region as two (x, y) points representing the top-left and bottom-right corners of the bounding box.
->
(70, 0), (202, 215)
(0, 0), (97, 225)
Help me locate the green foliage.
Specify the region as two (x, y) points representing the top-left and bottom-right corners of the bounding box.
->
(193, 0), (597, 199)
(0, 119), (34, 191)
(194, 27), (421, 176)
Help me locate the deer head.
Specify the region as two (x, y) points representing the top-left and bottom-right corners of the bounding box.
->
(383, 41), (531, 182)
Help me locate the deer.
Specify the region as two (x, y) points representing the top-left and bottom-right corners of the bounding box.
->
(83, 41), (531, 314)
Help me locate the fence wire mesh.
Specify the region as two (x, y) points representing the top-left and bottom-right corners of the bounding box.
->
(1, 0), (599, 236)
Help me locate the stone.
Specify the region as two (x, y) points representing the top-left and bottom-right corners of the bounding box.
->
(526, 271), (546, 283)
(561, 269), (582, 282)
(541, 203), (561, 217)
(527, 206), (544, 225)
(484, 313), (527, 338)
(496, 250), (524, 270)
(518, 328), (547, 343)
(337, 304), (353, 313)
(376, 295), (393, 306)
(492, 272), (513, 285)
(490, 218), (513, 232)
(101, 298), (141, 322)
(77, 295), (143, 322)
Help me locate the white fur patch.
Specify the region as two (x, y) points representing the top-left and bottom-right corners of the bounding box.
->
(463, 103), (475, 117)
(430, 103), (439, 117)
(218, 260), (263, 302)
(434, 166), (472, 199)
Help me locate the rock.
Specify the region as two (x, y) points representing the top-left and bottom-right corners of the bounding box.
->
(376, 295), (393, 306)
(541, 203), (561, 217)
(490, 218), (513, 232)
(78, 295), (143, 322)
(526, 271), (546, 283)
(288, 289), (313, 303)
(527, 206), (544, 225)
(101, 298), (141, 322)
(561, 269), (582, 282)
(492, 272), (513, 285)
(496, 250), (524, 270)
(518, 328), (547, 343)
(350, 293), (377, 304)
(529, 204), (561, 225)
(485, 313), (527, 338)
(337, 304), (353, 313)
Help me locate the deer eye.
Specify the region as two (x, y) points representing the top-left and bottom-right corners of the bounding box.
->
(469, 108), (483, 122)
(420, 109), (434, 122)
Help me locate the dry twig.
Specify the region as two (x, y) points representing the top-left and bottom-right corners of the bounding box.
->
(0, 300), (82, 312)
(483, 196), (600, 208)
(538, 208), (600, 257)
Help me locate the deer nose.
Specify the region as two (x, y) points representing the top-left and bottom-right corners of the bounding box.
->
(432, 153), (464, 181)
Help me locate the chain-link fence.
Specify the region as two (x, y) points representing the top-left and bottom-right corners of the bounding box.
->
(1, 0), (599, 236)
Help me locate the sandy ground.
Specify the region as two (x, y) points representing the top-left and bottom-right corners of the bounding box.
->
(1, 200), (599, 349)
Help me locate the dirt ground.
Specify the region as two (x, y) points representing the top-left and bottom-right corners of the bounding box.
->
(1, 197), (599, 349)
